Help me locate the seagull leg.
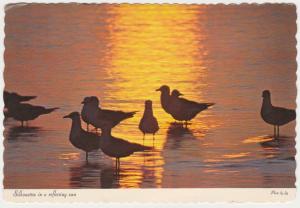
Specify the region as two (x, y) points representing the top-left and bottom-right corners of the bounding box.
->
(86, 123), (89, 131)
(152, 134), (155, 146)
(86, 152), (88, 162)
(277, 126), (280, 138)
(115, 158), (119, 174)
(21, 121), (24, 127)
(152, 135), (155, 147)
(274, 125), (276, 138)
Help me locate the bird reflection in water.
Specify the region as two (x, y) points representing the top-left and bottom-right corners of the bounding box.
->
(259, 136), (296, 161)
(69, 162), (121, 188)
(6, 126), (42, 141)
(165, 122), (197, 150)
(243, 135), (296, 161)
(69, 162), (100, 188)
(101, 167), (120, 188)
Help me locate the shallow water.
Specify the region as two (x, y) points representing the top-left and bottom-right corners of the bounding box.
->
(4, 4), (296, 188)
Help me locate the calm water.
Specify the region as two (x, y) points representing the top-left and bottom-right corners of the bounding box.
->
(4, 4), (296, 188)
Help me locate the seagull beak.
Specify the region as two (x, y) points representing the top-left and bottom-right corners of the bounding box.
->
(81, 101), (85, 104)
(179, 92), (184, 96)
(156, 88), (161, 91)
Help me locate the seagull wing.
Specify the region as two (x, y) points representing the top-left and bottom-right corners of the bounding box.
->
(17, 103), (46, 114)
(271, 106), (296, 123)
(99, 109), (136, 123)
(79, 131), (101, 150)
(178, 97), (214, 111)
(110, 137), (152, 157)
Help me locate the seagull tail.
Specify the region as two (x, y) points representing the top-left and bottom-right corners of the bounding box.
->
(126, 111), (138, 118)
(134, 143), (153, 152)
(44, 107), (59, 114)
(205, 103), (215, 107)
(20, 95), (37, 102)
(138, 145), (153, 152)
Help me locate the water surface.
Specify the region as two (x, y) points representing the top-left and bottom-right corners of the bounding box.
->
(4, 4), (296, 188)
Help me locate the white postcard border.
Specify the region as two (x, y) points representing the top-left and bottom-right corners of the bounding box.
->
(0, 0), (299, 206)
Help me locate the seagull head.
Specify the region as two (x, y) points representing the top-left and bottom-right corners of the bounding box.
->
(156, 85), (170, 93)
(81, 96), (91, 104)
(89, 96), (100, 106)
(171, 89), (184, 97)
(145, 100), (153, 108)
(63, 112), (80, 120)
(262, 90), (271, 98)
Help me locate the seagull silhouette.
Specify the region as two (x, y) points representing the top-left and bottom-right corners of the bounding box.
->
(157, 85), (214, 125)
(81, 96), (93, 131)
(4, 91), (36, 107)
(100, 125), (152, 170)
(81, 96), (137, 130)
(7, 102), (58, 126)
(170, 89), (214, 124)
(139, 100), (159, 138)
(261, 90), (296, 138)
(64, 112), (101, 161)
(156, 85), (172, 114)
(4, 91), (37, 118)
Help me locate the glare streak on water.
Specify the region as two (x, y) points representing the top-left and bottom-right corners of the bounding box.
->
(4, 4), (296, 188)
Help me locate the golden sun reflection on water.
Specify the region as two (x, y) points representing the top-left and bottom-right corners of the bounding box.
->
(58, 152), (81, 160)
(222, 152), (251, 159)
(100, 5), (215, 188)
(242, 135), (274, 144)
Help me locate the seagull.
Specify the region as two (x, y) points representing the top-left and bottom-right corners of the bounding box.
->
(169, 89), (214, 124)
(63, 112), (101, 161)
(261, 90), (296, 138)
(156, 85), (214, 125)
(139, 100), (159, 138)
(81, 96), (137, 130)
(156, 85), (172, 114)
(4, 91), (37, 107)
(7, 102), (59, 126)
(169, 89), (184, 121)
(81, 97), (92, 131)
(100, 126), (152, 170)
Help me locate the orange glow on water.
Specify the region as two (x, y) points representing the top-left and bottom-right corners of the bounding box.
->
(101, 5), (215, 188)
(223, 152), (251, 159)
(4, 4), (296, 188)
(243, 135), (273, 144)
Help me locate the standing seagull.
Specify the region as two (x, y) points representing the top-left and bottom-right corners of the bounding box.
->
(139, 100), (159, 138)
(63, 112), (102, 161)
(81, 96), (137, 130)
(100, 126), (152, 170)
(169, 89), (214, 125)
(81, 97), (92, 131)
(156, 85), (172, 114)
(7, 102), (58, 126)
(261, 90), (296, 138)
(156, 85), (214, 125)
(4, 91), (36, 107)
